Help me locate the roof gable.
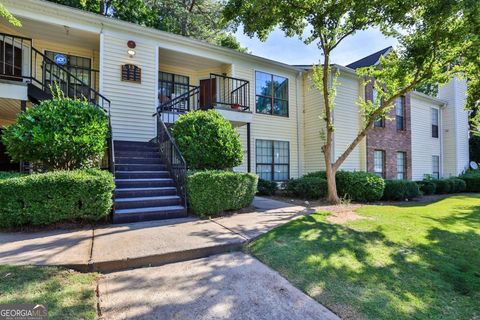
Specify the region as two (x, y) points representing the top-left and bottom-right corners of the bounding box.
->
(346, 47), (392, 69)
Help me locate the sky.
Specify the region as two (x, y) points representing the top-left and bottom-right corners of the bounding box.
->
(234, 27), (397, 66)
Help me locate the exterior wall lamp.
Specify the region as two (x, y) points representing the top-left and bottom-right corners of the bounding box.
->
(127, 40), (136, 57)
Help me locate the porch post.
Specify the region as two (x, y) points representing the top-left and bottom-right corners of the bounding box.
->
(20, 100), (26, 112)
(247, 122), (251, 173)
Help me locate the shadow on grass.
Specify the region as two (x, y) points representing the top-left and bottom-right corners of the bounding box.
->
(248, 202), (480, 320)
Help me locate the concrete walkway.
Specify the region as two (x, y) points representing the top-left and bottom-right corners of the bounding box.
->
(0, 197), (312, 272)
(99, 252), (339, 320)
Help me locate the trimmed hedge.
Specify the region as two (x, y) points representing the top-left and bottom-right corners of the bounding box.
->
(297, 170), (385, 202)
(448, 178), (466, 193)
(0, 169), (114, 228)
(433, 179), (452, 194)
(459, 171), (480, 192)
(283, 177), (327, 199)
(257, 178), (278, 196)
(416, 180), (436, 195)
(0, 172), (24, 180)
(383, 180), (421, 201)
(187, 170), (258, 217)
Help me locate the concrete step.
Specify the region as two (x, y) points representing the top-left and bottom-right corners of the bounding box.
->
(115, 151), (159, 158)
(115, 187), (177, 198)
(115, 195), (181, 210)
(113, 205), (188, 224)
(115, 178), (174, 188)
(115, 164), (167, 171)
(115, 171), (170, 179)
(116, 157), (162, 165)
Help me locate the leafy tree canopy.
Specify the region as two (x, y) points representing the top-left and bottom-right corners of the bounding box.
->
(47, 0), (247, 51)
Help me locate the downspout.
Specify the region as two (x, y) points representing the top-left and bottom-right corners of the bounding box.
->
(295, 71), (302, 178)
(440, 103), (445, 178)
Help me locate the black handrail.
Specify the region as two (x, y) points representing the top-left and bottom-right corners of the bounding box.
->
(154, 114), (187, 209)
(209, 73), (250, 111)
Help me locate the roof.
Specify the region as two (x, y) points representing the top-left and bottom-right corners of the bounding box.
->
(8, 0), (304, 73)
(345, 47), (392, 69)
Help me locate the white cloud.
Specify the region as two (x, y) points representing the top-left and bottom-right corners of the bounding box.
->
(234, 27), (397, 66)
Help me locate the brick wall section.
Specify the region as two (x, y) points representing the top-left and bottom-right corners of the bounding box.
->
(365, 83), (412, 180)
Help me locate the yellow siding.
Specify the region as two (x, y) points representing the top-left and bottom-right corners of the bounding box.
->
(234, 61), (302, 178)
(411, 96), (442, 180)
(333, 73), (365, 171)
(101, 30), (157, 141)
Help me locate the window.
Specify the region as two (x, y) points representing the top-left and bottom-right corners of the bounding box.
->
(372, 88), (384, 127)
(396, 152), (407, 180)
(158, 71), (190, 103)
(256, 139), (289, 181)
(396, 96), (406, 130)
(432, 155), (440, 179)
(255, 71), (288, 116)
(432, 108), (439, 138)
(374, 150), (385, 178)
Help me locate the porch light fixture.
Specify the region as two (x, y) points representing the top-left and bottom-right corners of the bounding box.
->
(127, 40), (136, 58)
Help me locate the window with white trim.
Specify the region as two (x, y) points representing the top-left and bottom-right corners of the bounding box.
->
(256, 139), (289, 181)
(432, 108), (439, 138)
(396, 152), (407, 180)
(374, 150), (385, 178)
(396, 96), (406, 130)
(432, 155), (440, 179)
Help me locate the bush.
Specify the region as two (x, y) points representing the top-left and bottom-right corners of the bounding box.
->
(434, 179), (452, 194)
(0, 169), (114, 228)
(1, 96), (109, 170)
(459, 171), (480, 192)
(383, 180), (421, 201)
(449, 178), (466, 193)
(257, 178), (278, 196)
(284, 176), (327, 199)
(187, 170), (258, 217)
(297, 170), (385, 202)
(0, 172), (24, 180)
(416, 180), (436, 195)
(172, 110), (243, 170)
(336, 171), (385, 202)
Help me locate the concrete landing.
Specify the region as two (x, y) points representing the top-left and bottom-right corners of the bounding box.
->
(0, 197), (310, 272)
(99, 252), (339, 320)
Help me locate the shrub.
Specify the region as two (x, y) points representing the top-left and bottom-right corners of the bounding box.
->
(187, 170), (258, 217)
(434, 179), (452, 194)
(257, 178), (278, 196)
(459, 171), (480, 192)
(449, 178), (466, 193)
(416, 180), (436, 195)
(0, 169), (114, 228)
(383, 180), (420, 201)
(285, 176), (327, 199)
(336, 171), (385, 202)
(1, 96), (109, 170)
(0, 172), (24, 180)
(172, 110), (243, 170)
(294, 170), (384, 202)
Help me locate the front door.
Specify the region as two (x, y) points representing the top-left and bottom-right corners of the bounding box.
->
(199, 78), (216, 110)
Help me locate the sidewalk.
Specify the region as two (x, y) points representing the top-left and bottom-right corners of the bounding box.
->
(0, 197), (312, 272)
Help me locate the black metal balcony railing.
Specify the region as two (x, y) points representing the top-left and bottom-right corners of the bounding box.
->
(0, 32), (114, 175)
(208, 73), (250, 111)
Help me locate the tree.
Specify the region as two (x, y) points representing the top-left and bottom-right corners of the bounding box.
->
(47, 0), (246, 51)
(225, 0), (479, 203)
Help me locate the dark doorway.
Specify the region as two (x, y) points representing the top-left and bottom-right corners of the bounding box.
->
(0, 128), (20, 172)
(199, 78), (216, 110)
(0, 40), (23, 81)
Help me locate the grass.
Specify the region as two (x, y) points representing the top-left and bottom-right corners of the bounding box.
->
(248, 195), (480, 319)
(0, 265), (98, 320)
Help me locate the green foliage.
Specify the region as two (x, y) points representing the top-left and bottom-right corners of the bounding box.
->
(336, 171), (385, 202)
(256, 178), (278, 196)
(459, 170), (480, 192)
(0, 3), (21, 27)
(186, 170), (258, 217)
(469, 134), (480, 163)
(383, 180), (420, 201)
(416, 180), (436, 195)
(0, 169), (114, 228)
(0, 172), (24, 180)
(297, 170), (385, 202)
(449, 178), (467, 193)
(433, 179), (452, 194)
(172, 110), (243, 170)
(1, 97), (109, 171)
(285, 177), (327, 200)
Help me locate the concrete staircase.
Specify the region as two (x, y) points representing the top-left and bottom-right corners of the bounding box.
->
(113, 141), (187, 224)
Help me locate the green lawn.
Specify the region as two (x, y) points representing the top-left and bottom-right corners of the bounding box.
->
(0, 265), (98, 320)
(249, 195), (480, 319)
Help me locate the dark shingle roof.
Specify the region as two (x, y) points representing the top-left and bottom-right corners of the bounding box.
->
(346, 47), (392, 69)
